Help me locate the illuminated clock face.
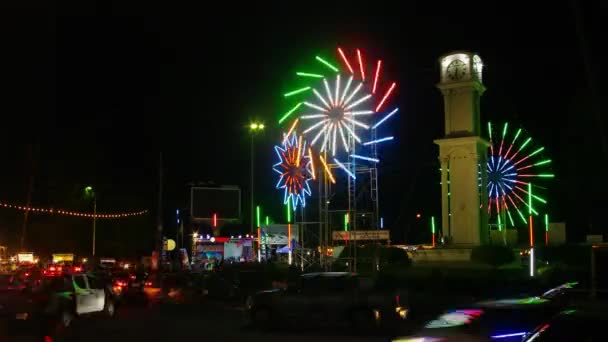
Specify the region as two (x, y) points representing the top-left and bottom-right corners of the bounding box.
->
(446, 59), (467, 81)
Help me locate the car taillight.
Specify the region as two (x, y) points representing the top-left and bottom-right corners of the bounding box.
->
(73, 267), (82, 272)
(144, 281), (152, 287)
(130, 275), (136, 280)
(25, 272), (30, 277)
(49, 266), (56, 272)
(115, 281), (127, 287)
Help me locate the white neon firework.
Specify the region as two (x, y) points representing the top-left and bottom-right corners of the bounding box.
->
(300, 74), (372, 156)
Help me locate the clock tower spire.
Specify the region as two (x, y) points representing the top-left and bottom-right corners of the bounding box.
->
(434, 51), (489, 246)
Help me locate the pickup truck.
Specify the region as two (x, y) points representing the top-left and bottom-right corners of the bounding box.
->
(0, 272), (116, 338)
(246, 272), (407, 331)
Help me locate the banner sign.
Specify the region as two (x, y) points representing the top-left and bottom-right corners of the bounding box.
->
(332, 230), (390, 241)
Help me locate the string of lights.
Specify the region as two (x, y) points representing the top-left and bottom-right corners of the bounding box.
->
(0, 201), (148, 219)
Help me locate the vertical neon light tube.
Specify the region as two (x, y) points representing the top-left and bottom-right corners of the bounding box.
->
(545, 214), (549, 246)
(530, 247), (535, 277)
(256, 206), (261, 228)
(265, 216), (270, 226)
(380, 217), (384, 229)
(529, 182), (534, 277)
(528, 183), (534, 247)
(288, 223), (292, 265)
(257, 227), (261, 262)
(431, 216), (436, 247)
(213, 213), (217, 228)
(344, 213), (349, 231)
(286, 200), (291, 223)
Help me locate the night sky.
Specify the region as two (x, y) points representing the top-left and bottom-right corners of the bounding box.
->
(1, 1), (606, 257)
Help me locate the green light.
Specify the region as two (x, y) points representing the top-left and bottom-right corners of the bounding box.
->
(520, 137), (532, 150)
(528, 147), (545, 158)
(488, 122), (493, 139)
(497, 213), (502, 231)
(344, 213), (349, 231)
(507, 210), (515, 227)
(544, 214), (549, 232)
(265, 216), (269, 226)
(431, 216), (436, 234)
(296, 72), (324, 78)
(286, 200), (291, 223)
(537, 174), (555, 178)
(315, 56), (339, 72)
(256, 205), (261, 228)
(502, 122), (508, 138)
(512, 128), (522, 143)
(283, 87), (311, 97)
(85, 186), (93, 192)
(534, 159), (551, 166)
(528, 183), (533, 215)
(533, 194), (547, 204)
(279, 102), (302, 124)
(516, 207), (527, 224)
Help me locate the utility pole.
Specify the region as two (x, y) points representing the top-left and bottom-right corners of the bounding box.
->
(20, 144), (36, 250)
(92, 197), (97, 256)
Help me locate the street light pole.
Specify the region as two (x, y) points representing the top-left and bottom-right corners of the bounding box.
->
(84, 186), (97, 256)
(249, 122), (264, 235)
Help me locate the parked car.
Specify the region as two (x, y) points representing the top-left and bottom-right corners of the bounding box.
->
(247, 272), (407, 331)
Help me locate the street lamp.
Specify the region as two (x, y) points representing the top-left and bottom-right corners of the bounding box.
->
(84, 186), (97, 256)
(249, 122), (264, 235)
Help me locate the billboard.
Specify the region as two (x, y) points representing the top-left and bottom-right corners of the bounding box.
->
(191, 186), (241, 221)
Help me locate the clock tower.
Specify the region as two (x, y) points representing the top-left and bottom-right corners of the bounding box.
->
(434, 51), (489, 246)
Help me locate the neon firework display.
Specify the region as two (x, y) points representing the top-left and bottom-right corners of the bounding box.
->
(273, 132), (313, 210)
(278, 47), (399, 180)
(486, 122), (554, 226)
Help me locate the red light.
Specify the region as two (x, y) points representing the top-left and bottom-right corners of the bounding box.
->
(416, 213), (421, 219)
(144, 281), (152, 287)
(49, 266), (56, 272)
(130, 275), (136, 280)
(213, 213), (217, 228)
(372, 60), (382, 94)
(25, 272), (30, 277)
(337, 47), (354, 74)
(375, 82), (396, 112)
(356, 49), (365, 80)
(73, 267), (82, 272)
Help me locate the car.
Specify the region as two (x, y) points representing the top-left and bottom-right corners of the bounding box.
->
(246, 272), (407, 331)
(0, 271), (116, 339)
(110, 270), (146, 299)
(392, 283), (579, 342)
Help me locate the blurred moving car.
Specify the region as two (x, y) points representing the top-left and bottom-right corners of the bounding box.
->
(247, 272), (407, 331)
(392, 283), (579, 342)
(0, 271), (116, 338)
(521, 308), (606, 341)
